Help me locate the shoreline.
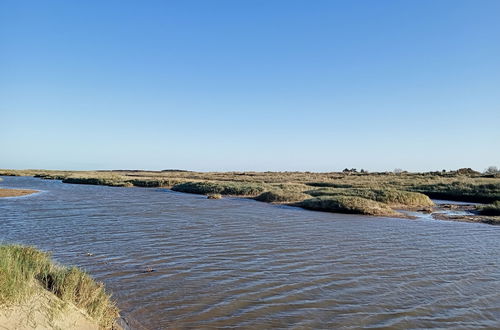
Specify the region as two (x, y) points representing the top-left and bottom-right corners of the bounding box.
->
(2, 174), (499, 225)
(0, 188), (39, 198)
(0, 244), (120, 329)
(1, 168), (499, 224)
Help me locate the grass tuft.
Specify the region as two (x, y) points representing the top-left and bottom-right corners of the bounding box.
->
(207, 193), (222, 199)
(306, 188), (434, 208)
(0, 244), (118, 329)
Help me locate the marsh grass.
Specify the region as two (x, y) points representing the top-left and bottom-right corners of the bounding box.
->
(410, 182), (500, 203)
(172, 181), (267, 196)
(255, 190), (309, 203)
(62, 176), (133, 187)
(2, 168), (499, 214)
(207, 193), (222, 199)
(0, 245), (118, 329)
(306, 188), (434, 208)
(477, 201), (500, 216)
(128, 178), (185, 188)
(297, 196), (400, 216)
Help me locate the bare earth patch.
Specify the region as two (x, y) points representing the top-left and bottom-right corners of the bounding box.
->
(0, 285), (98, 330)
(0, 188), (38, 197)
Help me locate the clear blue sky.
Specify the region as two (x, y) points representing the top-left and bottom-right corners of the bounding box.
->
(1, 0), (499, 172)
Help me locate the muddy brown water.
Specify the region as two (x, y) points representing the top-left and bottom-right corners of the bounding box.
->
(1, 176), (500, 329)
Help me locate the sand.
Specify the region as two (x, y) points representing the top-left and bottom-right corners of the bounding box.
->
(0, 284), (98, 330)
(0, 189), (38, 198)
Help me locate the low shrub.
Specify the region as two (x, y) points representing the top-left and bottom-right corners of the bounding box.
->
(477, 201), (500, 216)
(255, 190), (309, 203)
(306, 188), (433, 208)
(34, 174), (68, 180)
(306, 182), (353, 188)
(297, 196), (399, 216)
(172, 181), (266, 196)
(63, 177), (132, 187)
(411, 182), (500, 203)
(128, 178), (183, 188)
(207, 193), (222, 199)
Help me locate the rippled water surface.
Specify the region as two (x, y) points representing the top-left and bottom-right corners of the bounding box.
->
(1, 176), (500, 329)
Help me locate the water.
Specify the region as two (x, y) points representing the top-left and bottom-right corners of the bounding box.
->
(1, 176), (500, 329)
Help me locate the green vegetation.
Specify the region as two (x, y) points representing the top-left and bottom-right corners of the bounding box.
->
(297, 196), (400, 216)
(0, 244), (118, 329)
(172, 181), (267, 196)
(410, 182), (500, 203)
(306, 188), (433, 208)
(207, 193), (222, 199)
(477, 201), (500, 216)
(2, 168), (499, 218)
(255, 190), (309, 203)
(128, 178), (184, 188)
(63, 176), (133, 187)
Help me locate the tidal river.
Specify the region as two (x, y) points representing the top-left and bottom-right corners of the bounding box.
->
(1, 176), (500, 329)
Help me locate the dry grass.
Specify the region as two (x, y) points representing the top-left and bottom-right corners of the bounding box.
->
(0, 244), (118, 329)
(2, 168), (499, 216)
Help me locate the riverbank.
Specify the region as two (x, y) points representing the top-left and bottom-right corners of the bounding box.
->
(0, 244), (119, 329)
(0, 188), (39, 197)
(1, 168), (499, 220)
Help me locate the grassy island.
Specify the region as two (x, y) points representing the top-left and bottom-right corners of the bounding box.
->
(1, 168), (499, 218)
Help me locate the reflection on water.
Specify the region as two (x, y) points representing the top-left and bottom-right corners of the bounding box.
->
(1, 176), (500, 329)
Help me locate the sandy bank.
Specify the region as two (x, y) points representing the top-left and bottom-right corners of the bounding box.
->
(0, 244), (120, 329)
(0, 188), (38, 197)
(0, 283), (98, 329)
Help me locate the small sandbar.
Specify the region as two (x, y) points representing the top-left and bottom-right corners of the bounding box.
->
(0, 188), (39, 197)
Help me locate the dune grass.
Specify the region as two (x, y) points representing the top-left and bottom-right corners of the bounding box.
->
(0, 244), (118, 329)
(477, 201), (500, 216)
(297, 196), (400, 216)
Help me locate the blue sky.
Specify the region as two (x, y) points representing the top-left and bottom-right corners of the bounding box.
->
(1, 0), (499, 172)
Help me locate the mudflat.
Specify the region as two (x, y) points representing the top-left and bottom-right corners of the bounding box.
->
(0, 188), (38, 197)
